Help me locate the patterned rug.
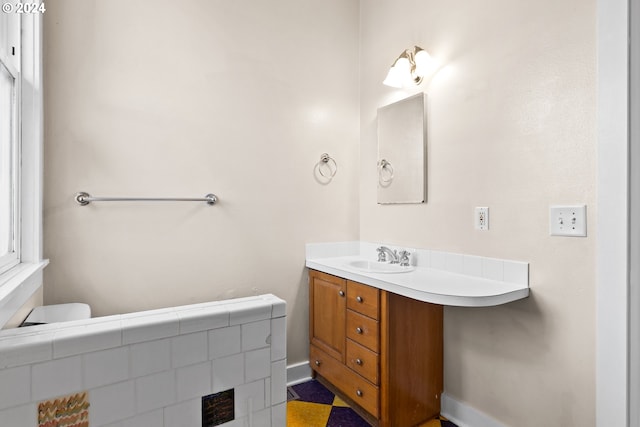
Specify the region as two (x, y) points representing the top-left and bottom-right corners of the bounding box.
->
(286, 379), (458, 427)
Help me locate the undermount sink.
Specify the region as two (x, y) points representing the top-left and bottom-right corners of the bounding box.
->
(346, 260), (415, 274)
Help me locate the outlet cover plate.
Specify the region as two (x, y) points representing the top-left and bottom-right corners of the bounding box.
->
(475, 207), (489, 230)
(549, 205), (587, 237)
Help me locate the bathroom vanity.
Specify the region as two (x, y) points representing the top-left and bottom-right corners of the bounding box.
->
(309, 269), (442, 426)
(306, 241), (530, 427)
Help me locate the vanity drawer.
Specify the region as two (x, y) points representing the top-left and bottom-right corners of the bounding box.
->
(347, 310), (379, 352)
(310, 344), (380, 418)
(346, 339), (379, 385)
(310, 344), (343, 388)
(347, 281), (380, 320)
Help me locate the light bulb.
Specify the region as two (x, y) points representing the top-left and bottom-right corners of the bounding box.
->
(393, 56), (411, 74)
(383, 66), (404, 88)
(414, 49), (434, 77)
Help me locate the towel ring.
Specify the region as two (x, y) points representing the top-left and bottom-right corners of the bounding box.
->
(378, 159), (394, 183)
(318, 153), (338, 179)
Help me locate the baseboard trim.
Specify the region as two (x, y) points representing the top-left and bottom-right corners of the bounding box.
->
(286, 360), (312, 386)
(287, 361), (506, 427)
(441, 393), (507, 427)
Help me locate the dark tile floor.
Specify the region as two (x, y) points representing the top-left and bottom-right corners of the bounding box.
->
(286, 379), (458, 427)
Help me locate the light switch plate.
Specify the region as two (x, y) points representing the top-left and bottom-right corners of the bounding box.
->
(549, 205), (587, 237)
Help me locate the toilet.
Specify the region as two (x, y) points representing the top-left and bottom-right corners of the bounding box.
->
(21, 303), (91, 326)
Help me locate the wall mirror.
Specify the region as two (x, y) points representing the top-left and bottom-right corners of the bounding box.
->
(377, 92), (426, 204)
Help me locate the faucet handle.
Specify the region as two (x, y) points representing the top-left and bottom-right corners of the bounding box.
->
(398, 250), (411, 267)
(376, 247), (387, 262)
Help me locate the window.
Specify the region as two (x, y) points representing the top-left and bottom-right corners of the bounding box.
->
(0, 13), (45, 328)
(0, 57), (19, 274)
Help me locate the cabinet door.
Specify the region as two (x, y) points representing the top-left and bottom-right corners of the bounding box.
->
(309, 270), (346, 362)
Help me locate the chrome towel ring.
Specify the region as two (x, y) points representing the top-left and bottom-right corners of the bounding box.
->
(378, 159), (394, 184)
(318, 153), (338, 180)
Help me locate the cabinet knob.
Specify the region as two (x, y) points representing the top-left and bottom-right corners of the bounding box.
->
(355, 327), (363, 334)
(356, 296), (363, 303)
(315, 360), (321, 366)
(356, 389), (363, 397)
(355, 358), (363, 366)
(339, 290), (345, 297)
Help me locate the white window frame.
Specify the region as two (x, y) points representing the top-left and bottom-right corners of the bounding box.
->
(0, 55), (21, 275)
(0, 13), (47, 328)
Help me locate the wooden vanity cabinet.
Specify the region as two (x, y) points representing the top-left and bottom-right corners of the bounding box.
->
(309, 270), (347, 362)
(309, 269), (444, 427)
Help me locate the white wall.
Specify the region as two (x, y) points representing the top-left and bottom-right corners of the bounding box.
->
(0, 295), (286, 427)
(359, 1), (596, 426)
(42, 0), (360, 365)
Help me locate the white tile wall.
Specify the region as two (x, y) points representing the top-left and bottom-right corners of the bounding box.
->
(90, 380), (136, 425)
(135, 370), (176, 413)
(122, 312), (180, 345)
(164, 398), (200, 427)
(430, 251), (447, 270)
(270, 298), (287, 318)
(53, 319), (122, 358)
(445, 253), (464, 274)
(0, 365), (30, 410)
(31, 355), (83, 401)
(171, 331), (208, 368)
(177, 306), (229, 335)
(235, 380), (266, 417)
(0, 331), (55, 369)
(252, 407), (273, 427)
(482, 258), (504, 281)
(272, 402), (287, 427)
(212, 353), (245, 392)
(0, 403), (36, 427)
(270, 359), (287, 405)
(504, 260), (529, 285)
(176, 361), (211, 401)
(245, 348), (271, 382)
(130, 338), (171, 377)
(0, 294), (286, 427)
(209, 325), (241, 359)
(229, 302), (272, 326)
(242, 319), (271, 351)
(463, 255), (483, 277)
(121, 409), (163, 427)
(83, 346), (129, 389)
(270, 317), (286, 361)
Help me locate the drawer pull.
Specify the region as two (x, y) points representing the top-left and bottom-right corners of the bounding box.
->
(355, 358), (363, 366)
(315, 360), (321, 366)
(356, 296), (363, 303)
(355, 327), (363, 334)
(339, 290), (345, 297)
(356, 389), (363, 397)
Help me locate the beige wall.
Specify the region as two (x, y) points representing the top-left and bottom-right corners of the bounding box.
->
(360, 1), (596, 426)
(44, 1), (598, 425)
(43, 0), (360, 365)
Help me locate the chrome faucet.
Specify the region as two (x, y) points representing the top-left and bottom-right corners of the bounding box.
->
(398, 250), (411, 267)
(377, 246), (399, 264)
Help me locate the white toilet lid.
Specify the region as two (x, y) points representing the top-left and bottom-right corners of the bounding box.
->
(24, 303), (91, 324)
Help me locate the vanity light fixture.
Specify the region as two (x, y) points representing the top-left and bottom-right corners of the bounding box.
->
(383, 46), (435, 88)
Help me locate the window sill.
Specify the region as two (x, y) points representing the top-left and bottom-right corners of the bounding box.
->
(0, 260), (49, 328)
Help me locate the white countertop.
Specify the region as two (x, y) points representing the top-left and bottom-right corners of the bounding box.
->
(306, 252), (530, 307)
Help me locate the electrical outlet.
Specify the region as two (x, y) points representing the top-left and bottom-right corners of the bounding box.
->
(549, 205), (587, 237)
(475, 207), (489, 230)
